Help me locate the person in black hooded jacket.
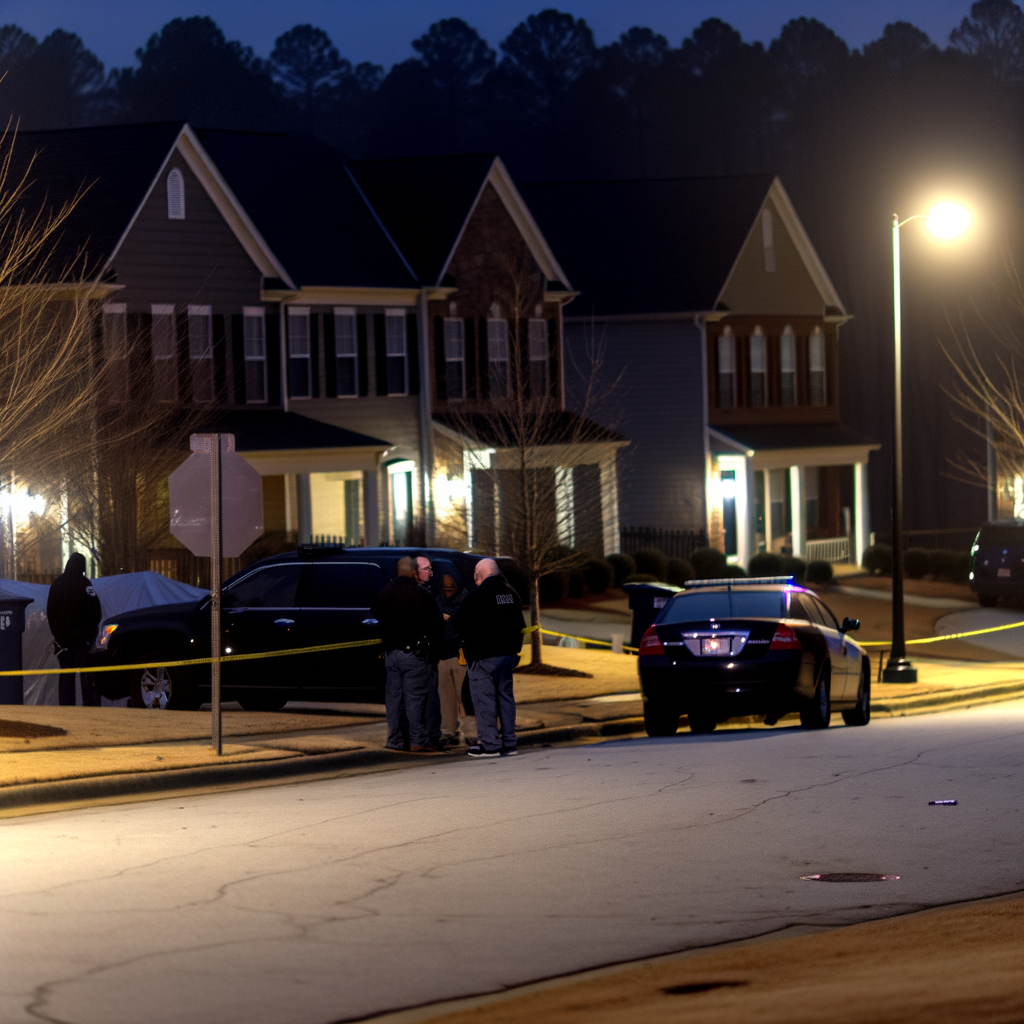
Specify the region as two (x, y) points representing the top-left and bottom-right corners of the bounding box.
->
(46, 553), (102, 706)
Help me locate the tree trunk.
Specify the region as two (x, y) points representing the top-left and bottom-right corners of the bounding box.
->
(530, 577), (543, 665)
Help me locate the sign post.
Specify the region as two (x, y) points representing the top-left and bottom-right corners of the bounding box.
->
(169, 433), (264, 754)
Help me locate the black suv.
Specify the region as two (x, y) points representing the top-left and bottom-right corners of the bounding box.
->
(93, 547), (511, 711)
(970, 520), (1024, 607)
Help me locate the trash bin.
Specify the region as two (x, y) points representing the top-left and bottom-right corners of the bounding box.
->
(623, 582), (683, 650)
(0, 590), (32, 704)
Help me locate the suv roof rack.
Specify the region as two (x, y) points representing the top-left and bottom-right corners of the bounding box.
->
(297, 543), (346, 559)
(684, 575), (795, 588)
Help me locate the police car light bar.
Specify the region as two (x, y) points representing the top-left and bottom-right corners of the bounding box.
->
(684, 576), (796, 588)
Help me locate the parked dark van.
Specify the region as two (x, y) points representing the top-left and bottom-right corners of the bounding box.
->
(970, 520), (1024, 607)
(92, 546), (525, 711)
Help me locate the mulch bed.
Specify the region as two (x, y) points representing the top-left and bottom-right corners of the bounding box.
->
(0, 719), (67, 738)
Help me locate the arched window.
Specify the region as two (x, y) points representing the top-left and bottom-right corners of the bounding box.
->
(749, 326), (766, 407)
(780, 325), (796, 406)
(809, 327), (827, 405)
(717, 329), (736, 409)
(166, 168), (185, 220)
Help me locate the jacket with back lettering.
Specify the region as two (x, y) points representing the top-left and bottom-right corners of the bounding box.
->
(453, 573), (525, 663)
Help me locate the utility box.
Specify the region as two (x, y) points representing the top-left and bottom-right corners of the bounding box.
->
(623, 582), (682, 650)
(0, 591), (33, 704)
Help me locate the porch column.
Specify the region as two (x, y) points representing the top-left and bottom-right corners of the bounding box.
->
(745, 459), (757, 567)
(296, 474), (312, 543)
(854, 462), (870, 568)
(762, 469), (773, 553)
(599, 455), (620, 557)
(362, 469), (379, 547)
(789, 465), (804, 558)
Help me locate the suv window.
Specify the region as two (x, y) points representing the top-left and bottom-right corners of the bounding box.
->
(306, 563), (386, 608)
(660, 590), (787, 623)
(793, 593), (824, 625)
(813, 597), (839, 629)
(225, 564), (303, 608)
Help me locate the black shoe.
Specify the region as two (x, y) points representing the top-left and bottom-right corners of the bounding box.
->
(467, 745), (500, 758)
(500, 746), (519, 756)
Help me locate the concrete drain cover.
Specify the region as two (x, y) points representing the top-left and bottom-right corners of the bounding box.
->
(800, 873), (900, 882)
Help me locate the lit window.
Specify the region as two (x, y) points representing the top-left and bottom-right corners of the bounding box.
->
(780, 325), (796, 407)
(717, 329), (736, 409)
(151, 304), (176, 403)
(443, 318), (465, 399)
(334, 308), (358, 397)
(487, 318), (509, 398)
(749, 327), (766, 407)
(166, 168), (185, 220)
(287, 307), (311, 399)
(385, 310), (407, 395)
(102, 302), (128, 403)
(809, 327), (826, 406)
(188, 304), (213, 403)
(243, 307), (267, 403)
(529, 318), (549, 397)
(762, 208), (775, 272)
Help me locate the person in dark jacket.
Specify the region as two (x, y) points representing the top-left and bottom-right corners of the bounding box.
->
(435, 573), (468, 746)
(46, 552), (102, 706)
(453, 558), (525, 758)
(371, 556), (445, 752)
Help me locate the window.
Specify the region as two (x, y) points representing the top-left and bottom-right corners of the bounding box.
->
(762, 208), (775, 272)
(306, 563), (386, 609)
(166, 168), (185, 220)
(780, 325), (796, 406)
(385, 310), (407, 395)
(555, 466), (575, 547)
(749, 327), (766, 407)
(223, 564), (302, 608)
(334, 307), (358, 397)
(188, 304), (214, 402)
(287, 307), (311, 398)
(809, 327), (826, 406)
(487, 318), (509, 398)
(443, 318), (465, 399)
(660, 590), (787, 624)
(717, 330), (736, 409)
(528, 318), (549, 397)
(243, 306), (267, 403)
(151, 304), (176, 403)
(102, 302), (128, 402)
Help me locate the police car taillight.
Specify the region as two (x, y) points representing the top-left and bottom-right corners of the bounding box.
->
(639, 625), (665, 656)
(769, 623), (800, 649)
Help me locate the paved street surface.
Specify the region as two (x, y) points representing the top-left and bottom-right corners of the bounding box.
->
(1, 702), (1022, 1024)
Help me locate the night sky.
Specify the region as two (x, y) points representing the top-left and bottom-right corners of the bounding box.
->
(0, 0), (979, 71)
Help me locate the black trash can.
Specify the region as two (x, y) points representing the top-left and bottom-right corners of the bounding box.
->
(624, 582), (682, 649)
(0, 590), (33, 704)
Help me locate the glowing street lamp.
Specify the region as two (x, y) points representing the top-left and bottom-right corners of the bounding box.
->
(885, 202), (971, 683)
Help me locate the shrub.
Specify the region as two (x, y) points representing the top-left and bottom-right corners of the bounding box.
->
(779, 555), (806, 582)
(666, 557), (694, 587)
(690, 547), (727, 579)
(863, 543), (893, 575)
(622, 573), (658, 584)
(607, 553), (636, 588)
(723, 564), (748, 578)
(582, 557), (614, 595)
(748, 552), (782, 577)
(904, 547), (931, 579)
(633, 547), (668, 581)
(930, 548), (971, 583)
(566, 569), (585, 599)
(805, 559), (834, 584)
(537, 572), (567, 603)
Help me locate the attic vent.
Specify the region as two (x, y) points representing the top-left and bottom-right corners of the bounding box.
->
(761, 209), (775, 273)
(166, 168), (185, 220)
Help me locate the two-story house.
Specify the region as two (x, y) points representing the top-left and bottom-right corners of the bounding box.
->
(521, 174), (878, 568)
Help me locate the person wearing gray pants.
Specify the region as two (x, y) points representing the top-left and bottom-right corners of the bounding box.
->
(383, 649), (441, 750)
(466, 654), (517, 753)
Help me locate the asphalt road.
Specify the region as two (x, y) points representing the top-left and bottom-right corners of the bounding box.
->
(2, 701), (1022, 1024)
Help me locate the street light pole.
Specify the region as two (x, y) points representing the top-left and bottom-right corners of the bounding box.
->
(884, 213), (917, 683)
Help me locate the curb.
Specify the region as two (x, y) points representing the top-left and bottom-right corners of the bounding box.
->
(873, 678), (1024, 716)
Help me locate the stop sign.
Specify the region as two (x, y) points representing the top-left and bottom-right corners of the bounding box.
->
(170, 434), (264, 558)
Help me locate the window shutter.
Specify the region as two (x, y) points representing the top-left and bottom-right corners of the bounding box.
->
(464, 317), (477, 398)
(231, 314), (245, 404)
(433, 316), (447, 402)
(406, 313), (419, 395)
(374, 313), (387, 395)
(309, 313), (321, 398)
(547, 318), (558, 400)
(323, 312), (337, 398)
(478, 317), (489, 399)
(213, 314), (227, 403)
(266, 310), (281, 406)
(357, 314), (369, 396)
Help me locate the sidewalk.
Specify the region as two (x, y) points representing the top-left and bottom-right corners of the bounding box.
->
(2, 646), (1023, 814)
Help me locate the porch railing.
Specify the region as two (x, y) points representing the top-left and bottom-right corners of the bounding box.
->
(804, 536), (850, 564)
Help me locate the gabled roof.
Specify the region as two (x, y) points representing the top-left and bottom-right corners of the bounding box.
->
(196, 129), (417, 289)
(348, 154), (570, 288)
(204, 410), (390, 452)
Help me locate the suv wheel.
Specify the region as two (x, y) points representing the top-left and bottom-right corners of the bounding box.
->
(643, 700), (679, 737)
(131, 650), (200, 710)
(842, 662), (871, 727)
(800, 663), (831, 729)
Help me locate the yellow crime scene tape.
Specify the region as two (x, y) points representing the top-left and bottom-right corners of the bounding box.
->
(859, 617), (1024, 647)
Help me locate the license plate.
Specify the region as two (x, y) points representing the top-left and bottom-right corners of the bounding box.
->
(998, 568), (1011, 578)
(701, 636), (729, 656)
